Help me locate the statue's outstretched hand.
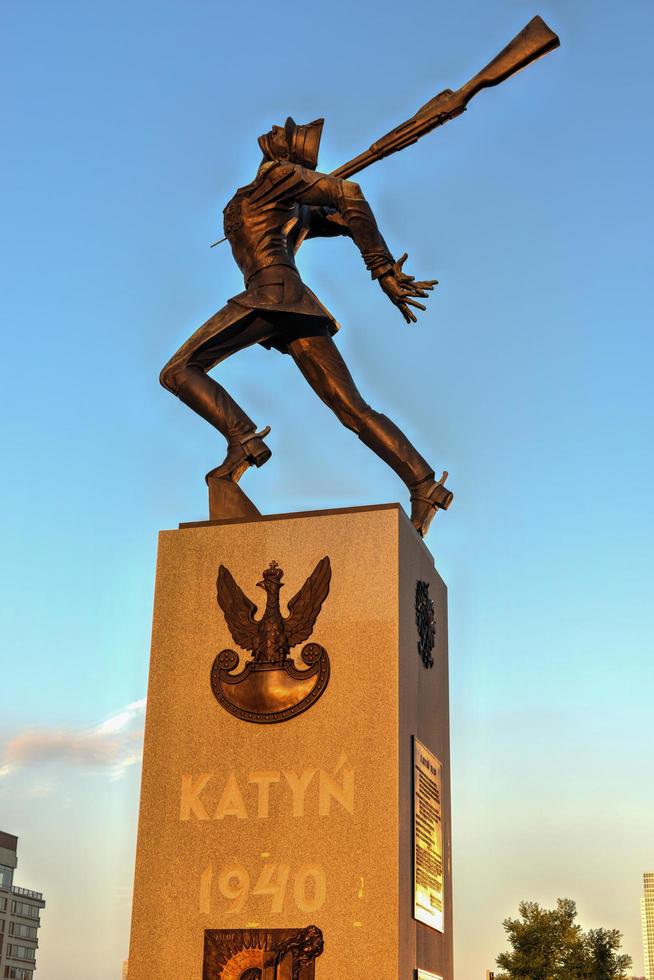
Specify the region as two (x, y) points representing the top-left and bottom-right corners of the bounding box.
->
(379, 253), (438, 324)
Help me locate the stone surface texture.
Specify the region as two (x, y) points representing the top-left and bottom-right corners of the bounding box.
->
(128, 503), (452, 979)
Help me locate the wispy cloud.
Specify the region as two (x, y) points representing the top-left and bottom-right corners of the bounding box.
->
(0, 698), (146, 782)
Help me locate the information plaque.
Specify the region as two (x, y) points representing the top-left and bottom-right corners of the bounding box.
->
(413, 737), (444, 932)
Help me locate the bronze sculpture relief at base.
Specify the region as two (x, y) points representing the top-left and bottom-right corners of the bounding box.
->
(203, 926), (324, 979)
(160, 17), (559, 535)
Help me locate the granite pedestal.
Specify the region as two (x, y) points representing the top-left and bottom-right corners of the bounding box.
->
(128, 504), (453, 979)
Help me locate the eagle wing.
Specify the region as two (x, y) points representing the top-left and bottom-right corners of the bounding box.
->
(284, 556), (332, 648)
(216, 565), (260, 652)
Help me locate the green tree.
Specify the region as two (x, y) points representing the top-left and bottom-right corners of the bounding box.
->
(583, 927), (632, 980)
(495, 899), (632, 980)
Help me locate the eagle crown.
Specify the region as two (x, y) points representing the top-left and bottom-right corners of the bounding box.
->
(257, 560), (284, 592)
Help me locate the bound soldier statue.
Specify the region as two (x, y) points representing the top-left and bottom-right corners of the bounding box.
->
(160, 17), (560, 535)
(160, 117), (452, 536)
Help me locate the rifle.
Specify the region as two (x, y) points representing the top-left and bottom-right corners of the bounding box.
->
(210, 16), (559, 249)
(331, 15), (559, 182)
(289, 16), (559, 253)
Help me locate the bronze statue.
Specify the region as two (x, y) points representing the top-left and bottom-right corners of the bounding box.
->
(161, 16), (559, 536)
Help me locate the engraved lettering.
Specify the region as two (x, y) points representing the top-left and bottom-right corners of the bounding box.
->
(179, 773), (212, 821)
(218, 863), (250, 913)
(318, 757), (355, 815)
(293, 864), (327, 913)
(179, 756), (357, 822)
(248, 770), (280, 818)
(213, 773), (248, 820)
(204, 861), (328, 916)
(252, 862), (290, 913)
(283, 768), (317, 817)
(199, 864), (212, 913)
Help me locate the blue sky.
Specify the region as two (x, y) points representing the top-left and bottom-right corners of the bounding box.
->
(1, 0), (653, 977)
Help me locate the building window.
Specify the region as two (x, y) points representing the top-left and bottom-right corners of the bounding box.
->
(6, 945), (36, 961)
(9, 903), (38, 920)
(0, 867), (13, 889)
(5, 970), (34, 979)
(0, 897), (6, 910)
(9, 924), (36, 940)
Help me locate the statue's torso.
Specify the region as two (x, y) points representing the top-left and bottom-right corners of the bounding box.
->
(224, 169), (304, 283)
(218, 162), (338, 337)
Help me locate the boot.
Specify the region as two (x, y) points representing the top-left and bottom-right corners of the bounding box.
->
(410, 471), (454, 537)
(170, 366), (271, 485)
(205, 426), (272, 484)
(356, 409), (453, 534)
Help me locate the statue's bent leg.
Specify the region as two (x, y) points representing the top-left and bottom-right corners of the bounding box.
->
(160, 308), (274, 481)
(286, 330), (430, 483)
(285, 331), (452, 533)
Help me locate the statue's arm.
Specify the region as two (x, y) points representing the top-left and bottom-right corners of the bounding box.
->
(293, 169), (395, 280)
(265, 163), (438, 323)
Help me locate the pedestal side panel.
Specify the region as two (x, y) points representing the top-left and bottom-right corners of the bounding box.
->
(399, 516), (453, 980)
(128, 507), (404, 979)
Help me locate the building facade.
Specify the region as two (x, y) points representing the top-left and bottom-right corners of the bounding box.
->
(643, 872), (654, 980)
(0, 832), (45, 980)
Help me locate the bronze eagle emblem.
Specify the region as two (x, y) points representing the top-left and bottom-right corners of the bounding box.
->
(216, 557), (331, 664)
(211, 558), (332, 723)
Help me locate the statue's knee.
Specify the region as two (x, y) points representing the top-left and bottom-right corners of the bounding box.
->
(336, 398), (372, 435)
(160, 360), (186, 395)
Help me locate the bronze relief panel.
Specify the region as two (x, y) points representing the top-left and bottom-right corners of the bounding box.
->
(203, 926), (324, 979)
